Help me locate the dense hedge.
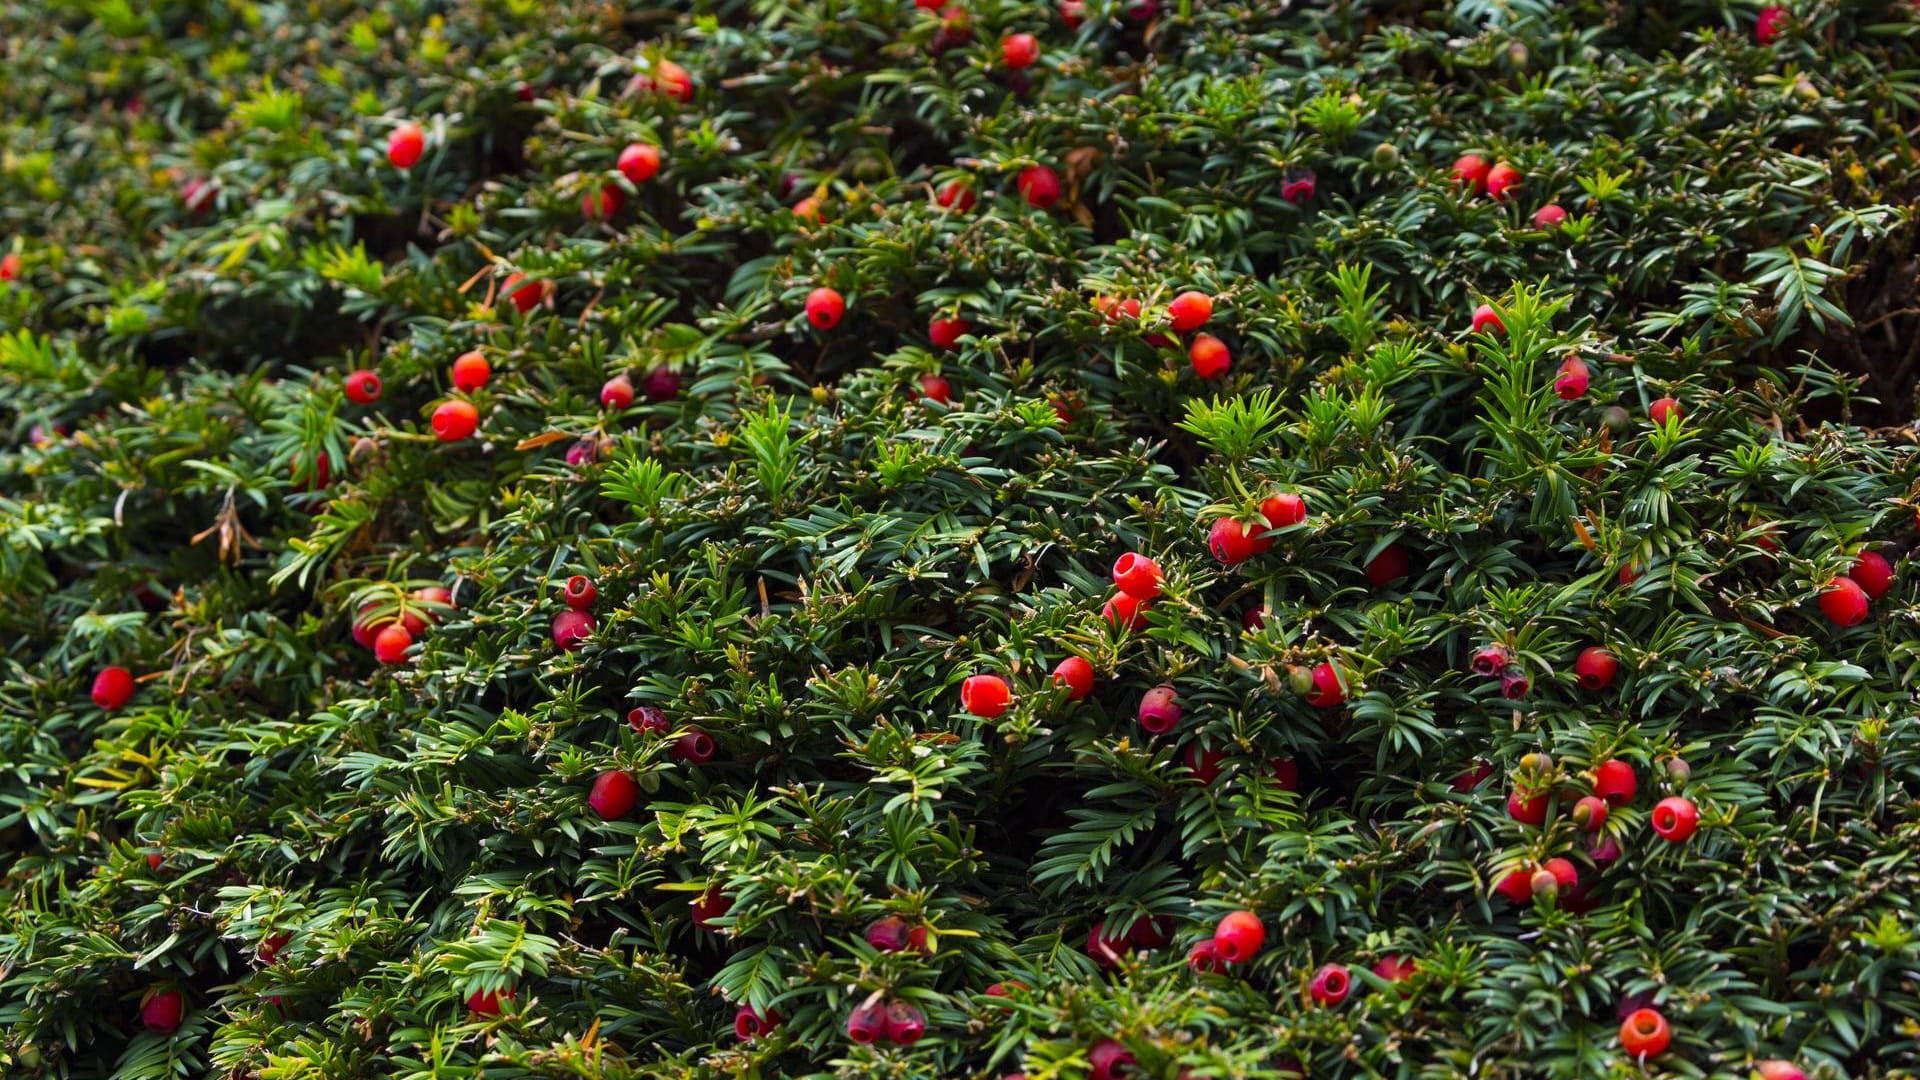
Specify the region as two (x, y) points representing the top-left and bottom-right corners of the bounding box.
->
(4, 0), (1920, 1077)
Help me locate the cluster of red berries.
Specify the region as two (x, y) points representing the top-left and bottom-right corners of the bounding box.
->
(1468, 642), (1532, 699)
(845, 997), (927, 1045)
(1498, 756), (1700, 910)
(1191, 910), (1414, 1004)
(553, 574), (597, 651)
(1086, 913), (1176, 968)
(1820, 549), (1894, 627)
(1207, 491), (1306, 566)
(629, 704), (715, 765)
(1451, 153), (1522, 201)
(353, 586), (454, 665)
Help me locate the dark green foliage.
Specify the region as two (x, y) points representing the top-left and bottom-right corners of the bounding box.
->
(1, 0), (1918, 1077)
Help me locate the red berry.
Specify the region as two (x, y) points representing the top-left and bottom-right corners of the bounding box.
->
(1484, 162), (1522, 200)
(1102, 590), (1150, 631)
(0, 252), (20, 282)
(1187, 939), (1225, 973)
(916, 374), (952, 404)
(633, 59), (695, 102)
(431, 399), (479, 442)
(1136, 684), (1181, 734)
(1242, 606), (1267, 630)
(1649, 397), (1683, 425)
(1281, 170), (1317, 204)
(805, 286), (845, 330)
(1208, 517), (1261, 565)
(467, 987), (512, 1016)
(1365, 543), (1409, 586)
(1500, 668), (1531, 698)
(552, 609), (596, 650)
(140, 987), (185, 1034)
(1060, 0), (1086, 24)
(1651, 795), (1699, 842)
(1451, 153), (1491, 192)
(601, 374), (636, 410)
(1619, 561), (1642, 586)
(1471, 303), (1504, 336)
(1533, 204), (1568, 228)
(1819, 576), (1870, 627)
(628, 705), (670, 735)
(373, 623), (413, 665)
(1001, 32), (1039, 69)
(672, 729), (716, 763)
(344, 369), (383, 404)
(1543, 857), (1579, 897)
(1051, 656), (1094, 700)
(846, 1000), (887, 1044)
(1089, 1039), (1136, 1080)
(258, 931), (291, 965)
(1555, 356), (1590, 400)
(792, 196), (824, 225)
(1261, 493), (1307, 529)
(1495, 867), (1535, 904)
(1590, 833), (1624, 866)
(1593, 758), (1637, 806)
(1189, 333), (1231, 379)
(984, 980), (1027, 1007)
(1850, 550), (1894, 599)
(1166, 290), (1213, 332)
(1508, 788), (1548, 826)
(1470, 643), (1511, 676)
(588, 770), (639, 819)
(1211, 910), (1265, 963)
(1619, 1007), (1671, 1058)
(503, 273), (545, 314)
(734, 1004), (782, 1041)
(1096, 295), (1143, 323)
(451, 351), (490, 392)
(180, 176), (217, 213)
(1127, 914), (1174, 949)
(692, 890), (732, 930)
(1575, 646), (1618, 690)
(936, 179), (976, 212)
(929, 316), (971, 349)
(881, 1000), (925, 1044)
(91, 666), (135, 710)
(387, 122), (425, 169)
(1269, 758), (1300, 791)
(644, 366), (682, 402)
(1305, 661), (1345, 708)
(563, 575), (597, 611)
(1018, 164), (1061, 209)
(583, 183), (624, 221)
(866, 914), (913, 952)
(1086, 920), (1132, 967)
(618, 142), (662, 185)
(1184, 745), (1226, 785)
(1572, 795), (1610, 832)
(1111, 552), (1162, 599)
(1453, 761), (1495, 792)
(960, 673), (1011, 717)
(1755, 1062), (1808, 1080)
(1372, 954), (1416, 983)
(1756, 6), (1787, 44)
(290, 450), (332, 492)
(1308, 962), (1351, 1005)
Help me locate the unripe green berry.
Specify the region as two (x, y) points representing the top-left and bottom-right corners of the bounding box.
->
(1372, 142), (1400, 169)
